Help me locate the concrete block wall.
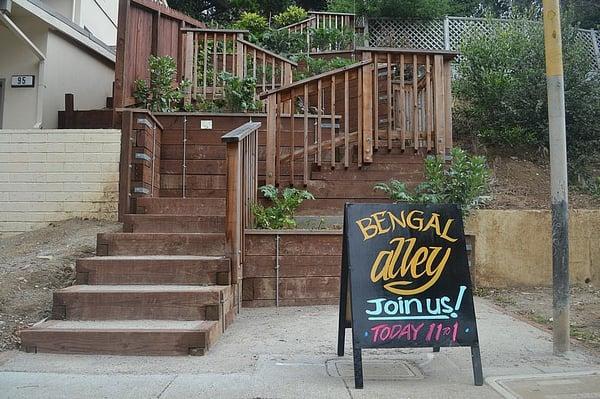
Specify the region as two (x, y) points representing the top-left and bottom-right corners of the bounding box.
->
(0, 129), (121, 236)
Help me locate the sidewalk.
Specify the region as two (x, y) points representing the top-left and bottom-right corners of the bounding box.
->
(0, 298), (598, 398)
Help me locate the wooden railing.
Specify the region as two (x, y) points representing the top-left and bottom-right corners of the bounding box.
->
(118, 109), (163, 220)
(259, 48), (457, 187)
(280, 11), (359, 52)
(182, 28), (297, 103)
(222, 121), (261, 296)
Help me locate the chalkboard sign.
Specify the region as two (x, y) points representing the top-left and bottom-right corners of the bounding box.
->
(337, 203), (483, 389)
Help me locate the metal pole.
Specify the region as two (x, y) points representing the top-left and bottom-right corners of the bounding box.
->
(542, 0), (570, 355)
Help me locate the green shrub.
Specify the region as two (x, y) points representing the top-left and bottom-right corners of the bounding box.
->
(260, 29), (306, 56)
(220, 72), (262, 112)
(252, 185), (315, 229)
(454, 16), (600, 179)
(233, 12), (269, 40)
(133, 55), (190, 112)
(310, 27), (355, 50)
(356, 0), (449, 19)
(273, 5), (308, 28)
(293, 55), (354, 80)
(374, 148), (491, 214)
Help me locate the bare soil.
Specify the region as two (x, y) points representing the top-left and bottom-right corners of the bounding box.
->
(485, 155), (600, 209)
(0, 219), (121, 351)
(477, 285), (600, 353)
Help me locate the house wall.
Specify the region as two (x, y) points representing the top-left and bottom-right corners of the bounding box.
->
(0, 129), (120, 236)
(0, 16), (48, 129)
(79, 0), (118, 46)
(0, 10), (114, 129)
(43, 31), (114, 128)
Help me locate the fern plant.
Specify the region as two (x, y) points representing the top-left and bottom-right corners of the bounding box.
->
(252, 185), (315, 229)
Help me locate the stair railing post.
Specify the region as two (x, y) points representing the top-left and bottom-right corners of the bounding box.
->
(118, 110), (134, 221)
(225, 140), (242, 289)
(184, 32), (194, 105)
(266, 93), (277, 186)
(361, 52), (374, 163)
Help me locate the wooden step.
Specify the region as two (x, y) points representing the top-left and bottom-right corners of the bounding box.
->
(97, 233), (225, 256)
(296, 198), (393, 216)
(135, 197), (225, 215)
(20, 320), (221, 356)
(76, 256), (231, 285)
(52, 285), (233, 321)
(310, 168), (423, 181)
(123, 214), (225, 233)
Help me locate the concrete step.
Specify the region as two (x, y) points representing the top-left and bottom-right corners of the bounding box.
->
(123, 214), (225, 233)
(96, 233), (225, 256)
(76, 256), (230, 285)
(52, 285), (233, 321)
(20, 320), (221, 356)
(135, 197), (225, 215)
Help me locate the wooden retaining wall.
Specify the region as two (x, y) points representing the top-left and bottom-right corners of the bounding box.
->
(243, 230), (342, 307)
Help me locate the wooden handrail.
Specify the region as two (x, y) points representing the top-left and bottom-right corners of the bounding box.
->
(236, 39), (298, 66)
(223, 121), (261, 309)
(222, 121), (262, 142)
(181, 28), (249, 34)
(263, 49), (456, 187)
(278, 16), (315, 31)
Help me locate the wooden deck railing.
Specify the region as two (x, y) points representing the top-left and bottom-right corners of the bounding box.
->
(118, 109), (163, 220)
(259, 48), (457, 187)
(182, 28), (297, 103)
(280, 11), (359, 52)
(222, 121), (261, 296)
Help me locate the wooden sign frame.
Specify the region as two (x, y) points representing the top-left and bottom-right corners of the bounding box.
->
(337, 203), (483, 389)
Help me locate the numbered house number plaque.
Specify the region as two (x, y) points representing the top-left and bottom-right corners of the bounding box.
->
(11, 75), (35, 88)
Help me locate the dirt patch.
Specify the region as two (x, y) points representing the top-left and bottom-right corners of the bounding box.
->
(477, 285), (600, 353)
(485, 155), (600, 209)
(0, 219), (121, 351)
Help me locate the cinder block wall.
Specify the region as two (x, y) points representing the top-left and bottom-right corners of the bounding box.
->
(0, 129), (121, 236)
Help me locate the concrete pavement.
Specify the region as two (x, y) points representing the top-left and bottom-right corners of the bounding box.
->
(0, 298), (598, 398)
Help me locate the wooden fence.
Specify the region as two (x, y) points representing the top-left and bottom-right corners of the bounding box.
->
(113, 0), (205, 109)
(182, 28), (297, 103)
(281, 11), (359, 52)
(118, 109), (164, 220)
(259, 48), (457, 187)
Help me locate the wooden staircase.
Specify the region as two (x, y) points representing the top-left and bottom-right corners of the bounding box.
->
(21, 197), (235, 356)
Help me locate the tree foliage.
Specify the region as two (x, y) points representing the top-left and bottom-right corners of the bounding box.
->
(454, 15), (600, 180)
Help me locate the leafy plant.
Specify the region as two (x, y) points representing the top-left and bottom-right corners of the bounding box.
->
(252, 185), (315, 229)
(454, 14), (600, 180)
(375, 148), (491, 215)
(133, 55), (190, 112)
(220, 72), (262, 112)
(260, 29), (306, 56)
(273, 5), (308, 28)
(293, 55), (354, 80)
(310, 27), (355, 51)
(233, 12), (269, 40)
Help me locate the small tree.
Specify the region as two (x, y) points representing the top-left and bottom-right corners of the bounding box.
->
(233, 12), (269, 41)
(252, 185), (315, 229)
(133, 55), (189, 112)
(357, 0), (449, 19)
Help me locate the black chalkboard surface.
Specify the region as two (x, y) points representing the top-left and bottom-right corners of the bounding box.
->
(337, 203), (483, 389)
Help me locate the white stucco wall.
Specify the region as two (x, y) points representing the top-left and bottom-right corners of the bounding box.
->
(80, 0), (118, 46)
(0, 129), (120, 236)
(43, 31), (114, 128)
(0, 14), (114, 129)
(0, 16), (48, 129)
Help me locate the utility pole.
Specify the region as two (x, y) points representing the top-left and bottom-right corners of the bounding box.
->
(542, 0), (570, 355)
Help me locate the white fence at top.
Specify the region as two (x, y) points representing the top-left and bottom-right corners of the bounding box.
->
(366, 16), (600, 68)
